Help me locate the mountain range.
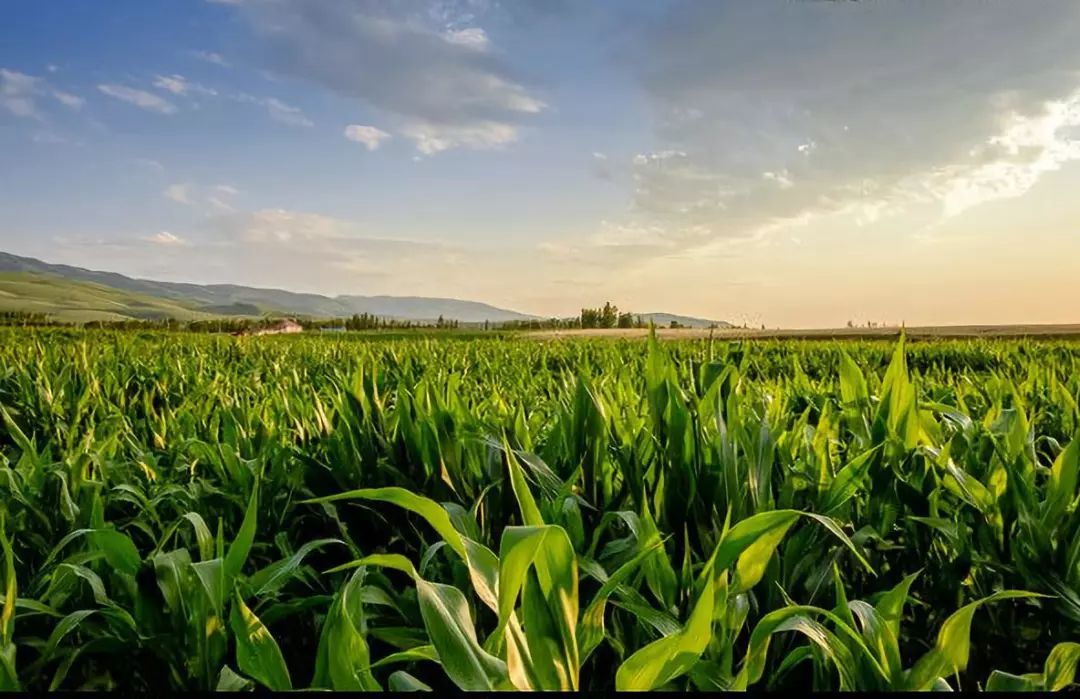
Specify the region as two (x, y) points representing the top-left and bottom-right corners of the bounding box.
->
(0, 251), (730, 327)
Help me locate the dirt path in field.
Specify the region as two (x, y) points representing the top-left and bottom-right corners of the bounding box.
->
(524, 324), (1080, 341)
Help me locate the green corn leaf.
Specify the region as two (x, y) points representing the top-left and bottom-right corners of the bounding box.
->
(615, 565), (715, 691)
(1044, 433), (1080, 526)
(371, 645), (439, 669)
(1043, 641), (1080, 691)
(312, 569), (380, 691)
(494, 525), (579, 690)
(985, 670), (1040, 691)
(230, 593), (291, 691)
(223, 485), (258, 589)
(503, 437), (545, 527)
(388, 670), (433, 691)
(342, 554), (510, 691)
(416, 579), (510, 690)
(905, 591), (1044, 690)
(216, 665), (253, 692)
(247, 538), (344, 597)
(0, 516), (17, 691)
(305, 488), (499, 610)
(88, 529), (141, 577)
(182, 512), (215, 562)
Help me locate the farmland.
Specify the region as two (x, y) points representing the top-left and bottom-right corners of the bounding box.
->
(0, 328), (1078, 691)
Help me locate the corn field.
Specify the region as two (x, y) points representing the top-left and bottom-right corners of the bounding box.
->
(0, 327), (1078, 691)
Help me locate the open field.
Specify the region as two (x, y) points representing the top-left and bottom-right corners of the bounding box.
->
(0, 328), (1078, 691)
(527, 323), (1080, 341)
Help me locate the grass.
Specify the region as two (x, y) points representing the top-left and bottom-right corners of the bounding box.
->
(0, 328), (1078, 691)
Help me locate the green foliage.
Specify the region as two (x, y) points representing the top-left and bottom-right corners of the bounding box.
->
(0, 326), (1078, 691)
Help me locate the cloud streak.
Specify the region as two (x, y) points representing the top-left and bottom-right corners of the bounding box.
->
(98, 84), (177, 114)
(1, 68), (83, 118)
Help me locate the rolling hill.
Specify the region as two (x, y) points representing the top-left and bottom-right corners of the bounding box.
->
(0, 251), (535, 323)
(0, 272), (219, 323)
(0, 251), (732, 327)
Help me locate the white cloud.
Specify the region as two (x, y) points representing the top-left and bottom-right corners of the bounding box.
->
(208, 198), (234, 213)
(2, 68), (82, 118)
(98, 84), (177, 114)
(762, 170), (793, 189)
(165, 182), (240, 212)
(233, 93), (313, 127)
(589, 221), (679, 249)
(51, 90), (83, 110)
(344, 124), (391, 150)
(264, 97), (313, 127)
(0, 68), (40, 117)
(153, 74), (218, 97)
(443, 27), (489, 51)
(934, 91), (1080, 217)
(146, 231), (187, 246)
(400, 120), (517, 155)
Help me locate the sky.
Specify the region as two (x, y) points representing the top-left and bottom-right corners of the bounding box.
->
(3, 0), (1080, 328)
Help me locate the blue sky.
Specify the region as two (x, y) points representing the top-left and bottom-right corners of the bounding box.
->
(4, 0), (1080, 326)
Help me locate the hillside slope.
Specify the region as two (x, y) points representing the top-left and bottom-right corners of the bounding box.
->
(0, 272), (220, 323)
(0, 251), (535, 323)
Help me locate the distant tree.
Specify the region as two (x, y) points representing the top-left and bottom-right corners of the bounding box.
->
(600, 302), (618, 329)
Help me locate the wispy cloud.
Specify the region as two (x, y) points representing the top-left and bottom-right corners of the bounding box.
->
(164, 182), (240, 213)
(233, 93), (313, 127)
(98, 84), (177, 114)
(0, 68), (39, 117)
(145, 231), (187, 246)
(50, 90), (83, 110)
(400, 120), (518, 155)
(152, 74), (218, 97)
(1, 68), (83, 118)
(191, 50), (230, 67)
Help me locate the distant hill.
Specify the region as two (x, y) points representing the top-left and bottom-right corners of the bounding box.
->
(0, 251), (535, 323)
(637, 312), (732, 329)
(0, 272), (219, 323)
(0, 251), (733, 327)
